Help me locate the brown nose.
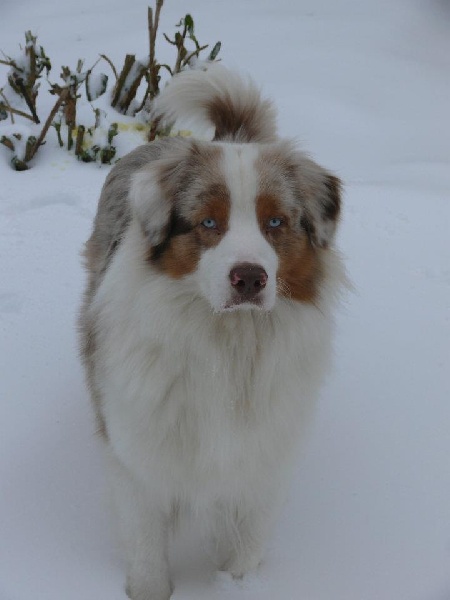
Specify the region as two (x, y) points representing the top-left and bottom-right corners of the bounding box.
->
(229, 263), (268, 297)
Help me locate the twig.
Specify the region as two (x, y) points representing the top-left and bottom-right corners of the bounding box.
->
(173, 42), (187, 75)
(53, 121), (63, 147)
(67, 124), (74, 151)
(146, 0), (164, 103)
(87, 56), (101, 74)
(75, 125), (85, 156)
(0, 57), (22, 69)
(0, 90), (36, 122)
(163, 33), (176, 46)
(12, 75), (40, 123)
(148, 117), (161, 142)
(111, 54), (135, 108)
(149, 0), (164, 71)
(0, 90), (14, 123)
(121, 62), (147, 113)
(24, 135), (36, 162)
(182, 44), (208, 68)
(99, 54), (118, 80)
(0, 136), (14, 151)
(27, 35), (37, 92)
(28, 87), (69, 160)
(0, 103), (37, 123)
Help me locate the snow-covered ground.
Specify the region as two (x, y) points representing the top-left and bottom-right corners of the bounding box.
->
(1, 1), (449, 599)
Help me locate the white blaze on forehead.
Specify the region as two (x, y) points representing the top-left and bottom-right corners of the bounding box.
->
(195, 143), (279, 312)
(219, 144), (276, 264)
(221, 143), (260, 218)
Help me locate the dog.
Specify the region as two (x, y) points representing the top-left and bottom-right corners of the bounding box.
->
(79, 64), (344, 600)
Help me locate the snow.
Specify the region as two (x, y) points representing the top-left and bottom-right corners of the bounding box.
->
(1, 1), (449, 599)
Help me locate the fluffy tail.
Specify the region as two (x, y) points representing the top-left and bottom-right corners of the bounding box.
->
(152, 64), (277, 143)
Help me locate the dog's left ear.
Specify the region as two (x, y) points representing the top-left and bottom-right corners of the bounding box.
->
(292, 157), (342, 248)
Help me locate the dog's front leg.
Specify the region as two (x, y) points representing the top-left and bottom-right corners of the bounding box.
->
(217, 501), (276, 579)
(124, 508), (172, 600)
(108, 454), (173, 600)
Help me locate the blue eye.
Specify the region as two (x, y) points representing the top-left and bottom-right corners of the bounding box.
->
(202, 218), (217, 229)
(268, 218), (282, 228)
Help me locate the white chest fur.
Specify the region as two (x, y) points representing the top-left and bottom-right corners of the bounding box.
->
(91, 226), (334, 507)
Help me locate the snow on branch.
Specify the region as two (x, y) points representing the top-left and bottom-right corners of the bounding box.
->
(0, 2), (221, 170)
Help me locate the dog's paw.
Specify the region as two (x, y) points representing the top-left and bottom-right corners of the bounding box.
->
(220, 552), (263, 580)
(125, 574), (173, 600)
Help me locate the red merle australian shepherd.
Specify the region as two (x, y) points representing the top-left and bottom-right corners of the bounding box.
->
(79, 64), (345, 600)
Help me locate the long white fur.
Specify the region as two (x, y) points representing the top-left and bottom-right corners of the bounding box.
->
(92, 224), (336, 583)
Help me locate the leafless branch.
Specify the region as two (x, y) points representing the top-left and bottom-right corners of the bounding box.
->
(11, 74), (40, 123)
(99, 54), (118, 80)
(28, 87), (69, 160)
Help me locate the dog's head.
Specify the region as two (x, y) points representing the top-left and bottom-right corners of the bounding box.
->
(130, 140), (341, 312)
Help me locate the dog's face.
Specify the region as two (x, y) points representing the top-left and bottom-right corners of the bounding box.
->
(130, 140), (340, 312)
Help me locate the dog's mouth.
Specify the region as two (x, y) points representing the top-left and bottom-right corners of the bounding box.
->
(221, 296), (265, 311)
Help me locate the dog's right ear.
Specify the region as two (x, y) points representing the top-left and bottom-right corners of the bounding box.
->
(129, 140), (221, 249)
(129, 165), (174, 247)
(129, 140), (194, 246)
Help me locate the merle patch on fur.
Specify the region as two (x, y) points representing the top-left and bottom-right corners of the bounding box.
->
(150, 211), (193, 262)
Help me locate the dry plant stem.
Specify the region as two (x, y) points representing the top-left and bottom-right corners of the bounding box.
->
(183, 44), (208, 68)
(119, 62), (147, 113)
(27, 41), (37, 92)
(13, 34), (40, 123)
(137, 0), (164, 113)
(149, 1), (164, 68)
(0, 59), (15, 67)
(173, 46), (186, 75)
(28, 87), (69, 160)
(148, 0), (164, 99)
(113, 0), (162, 117)
(163, 32), (187, 75)
(100, 54), (118, 80)
(53, 122), (63, 147)
(166, 24), (206, 75)
(0, 102), (36, 122)
(24, 136), (36, 162)
(0, 90), (15, 123)
(64, 96), (77, 128)
(12, 76), (40, 123)
(111, 54), (135, 108)
(75, 125), (85, 156)
(67, 125), (74, 151)
(0, 136), (14, 151)
(148, 116), (161, 142)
